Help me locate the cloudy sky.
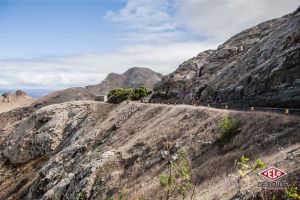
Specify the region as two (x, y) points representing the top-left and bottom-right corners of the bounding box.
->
(0, 0), (299, 89)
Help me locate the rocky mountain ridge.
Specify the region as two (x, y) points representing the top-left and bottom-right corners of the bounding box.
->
(151, 8), (300, 108)
(35, 67), (163, 107)
(86, 67), (163, 96)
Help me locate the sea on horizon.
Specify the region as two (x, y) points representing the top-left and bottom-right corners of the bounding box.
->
(0, 89), (56, 99)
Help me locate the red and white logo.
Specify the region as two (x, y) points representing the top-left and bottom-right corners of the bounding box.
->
(259, 167), (287, 181)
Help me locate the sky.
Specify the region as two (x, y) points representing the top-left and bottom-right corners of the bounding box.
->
(0, 0), (299, 89)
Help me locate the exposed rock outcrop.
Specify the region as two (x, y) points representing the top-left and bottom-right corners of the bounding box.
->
(152, 8), (300, 108)
(0, 101), (299, 199)
(34, 87), (94, 108)
(86, 67), (163, 95)
(0, 90), (34, 114)
(152, 51), (213, 103)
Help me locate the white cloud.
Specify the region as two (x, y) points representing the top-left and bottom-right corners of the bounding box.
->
(105, 0), (299, 43)
(105, 0), (172, 26)
(176, 0), (299, 41)
(0, 41), (218, 89)
(1, 0), (298, 89)
(105, 0), (184, 43)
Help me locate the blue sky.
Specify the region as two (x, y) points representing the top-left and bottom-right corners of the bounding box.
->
(0, 0), (299, 89)
(0, 1), (124, 58)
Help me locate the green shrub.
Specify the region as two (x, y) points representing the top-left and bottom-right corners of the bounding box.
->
(108, 88), (123, 99)
(234, 155), (267, 198)
(132, 86), (151, 100)
(284, 187), (300, 199)
(107, 86), (151, 103)
(219, 117), (240, 135)
(160, 147), (195, 200)
(218, 117), (240, 146)
(77, 192), (83, 200)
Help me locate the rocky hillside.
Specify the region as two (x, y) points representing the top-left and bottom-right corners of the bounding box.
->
(34, 87), (94, 108)
(86, 67), (163, 95)
(151, 8), (300, 108)
(0, 101), (299, 200)
(0, 90), (34, 113)
(1, 7), (300, 200)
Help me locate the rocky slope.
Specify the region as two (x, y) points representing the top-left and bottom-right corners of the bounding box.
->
(0, 90), (34, 114)
(86, 67), (163, 96)
(151, 8), (300, 108)
(0, 101), (299, 200)
(34, 87), (94, 108)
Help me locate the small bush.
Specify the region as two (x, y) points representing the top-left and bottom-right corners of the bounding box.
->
(219, 117), (240, 135)
(160, 147), (195, 200)
(218, 117), (240, 146)
(237, 156), (267, 172)
(77, 192), (83, 200)
(284, 187), (300, 199)
(107, 86), (151, 103)
(233, 155), (267, 198)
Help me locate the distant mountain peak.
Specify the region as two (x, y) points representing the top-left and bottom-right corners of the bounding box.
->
(86, 67), (163, 95)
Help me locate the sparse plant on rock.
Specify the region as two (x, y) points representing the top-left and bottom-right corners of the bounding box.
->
(284, 187), (300, 200)
(56, 196), (61, 200)
(77, 191), (83, 200)
(160, 145), (195, 200)
(232, 155), (267, 198)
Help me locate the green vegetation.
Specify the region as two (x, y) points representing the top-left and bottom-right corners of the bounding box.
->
(284, 187), (300, 199)
(77, 192), (83, 200)
(234, 155), (267, 198)
(131, 86), (150, 100)
(55, 192), (83, 200)
(107, 86), (152, 103)
(218, 117), (240, 146)
(160, 147), (195, 200)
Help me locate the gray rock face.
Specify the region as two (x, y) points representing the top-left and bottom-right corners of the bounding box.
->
(152, 8), (300, 108)
(86, 67), (163, 95)
(2, 102), (93, 164)
(151, 51), (213, 103)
